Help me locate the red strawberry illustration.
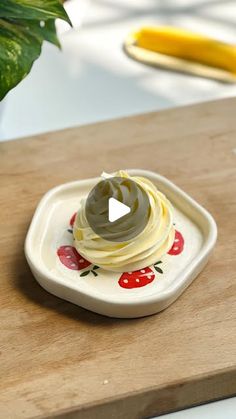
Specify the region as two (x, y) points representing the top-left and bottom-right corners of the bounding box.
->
(168, 230), (184, 255)
(57, 246), (91, 270)
(118, 261), (163, 289)
(69, 212), (77, 227)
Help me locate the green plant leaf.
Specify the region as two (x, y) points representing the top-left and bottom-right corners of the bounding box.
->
(20, 18), (60, 46)
(0, 0), (71, 24)
(0, 17), (61, 100)
(0, 18), (43, 100)
(0, 0), (71, 100)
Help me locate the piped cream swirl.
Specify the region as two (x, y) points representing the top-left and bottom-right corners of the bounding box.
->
(73, 171), (175, 272)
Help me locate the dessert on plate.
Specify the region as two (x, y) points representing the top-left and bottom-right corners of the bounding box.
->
(73, 170), (175, 272)
(25, 168), (216, 317)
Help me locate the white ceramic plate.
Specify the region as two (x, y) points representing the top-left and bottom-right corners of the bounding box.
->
(25, 169), (217, 318)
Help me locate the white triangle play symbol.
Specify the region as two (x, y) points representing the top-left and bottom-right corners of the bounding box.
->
(108, 197), (131, 222)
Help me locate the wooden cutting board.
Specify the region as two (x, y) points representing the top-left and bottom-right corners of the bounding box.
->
(0, 98), (236, 419)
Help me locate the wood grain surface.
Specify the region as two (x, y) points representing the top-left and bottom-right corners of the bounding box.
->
(0, 98), (236, 419)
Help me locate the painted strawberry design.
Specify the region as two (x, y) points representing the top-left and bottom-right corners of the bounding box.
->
(118, 262), (163, 289)
(168, 230), (184, 255)
(57, 246), (91, 270)
(69, 212), (77, 227)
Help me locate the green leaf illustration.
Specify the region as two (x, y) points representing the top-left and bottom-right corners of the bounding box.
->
(154, 266), (163, 274)
(91, 270), (98, 277)
(80, 271), (90, 277)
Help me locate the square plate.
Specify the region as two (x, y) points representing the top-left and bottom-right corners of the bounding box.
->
(25, 169), (217, 318)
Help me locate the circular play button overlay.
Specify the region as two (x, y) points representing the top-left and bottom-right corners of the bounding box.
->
(85, 176), (150, 242)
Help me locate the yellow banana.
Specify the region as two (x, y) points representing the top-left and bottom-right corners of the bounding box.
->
(134, 26), (236, 75)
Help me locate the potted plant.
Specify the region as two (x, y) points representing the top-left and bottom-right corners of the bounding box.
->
(0, 0), (71, 105)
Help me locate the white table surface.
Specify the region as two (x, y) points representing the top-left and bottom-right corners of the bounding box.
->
(2, 0), (236, 142)
(1, 0), (235, 417)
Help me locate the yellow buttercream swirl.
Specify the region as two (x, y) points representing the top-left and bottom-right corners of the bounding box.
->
(73, 171), (175, 272)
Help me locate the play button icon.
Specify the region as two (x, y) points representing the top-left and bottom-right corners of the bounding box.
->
(108, 197), (131, 222)
(85, 175), (150, 242)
